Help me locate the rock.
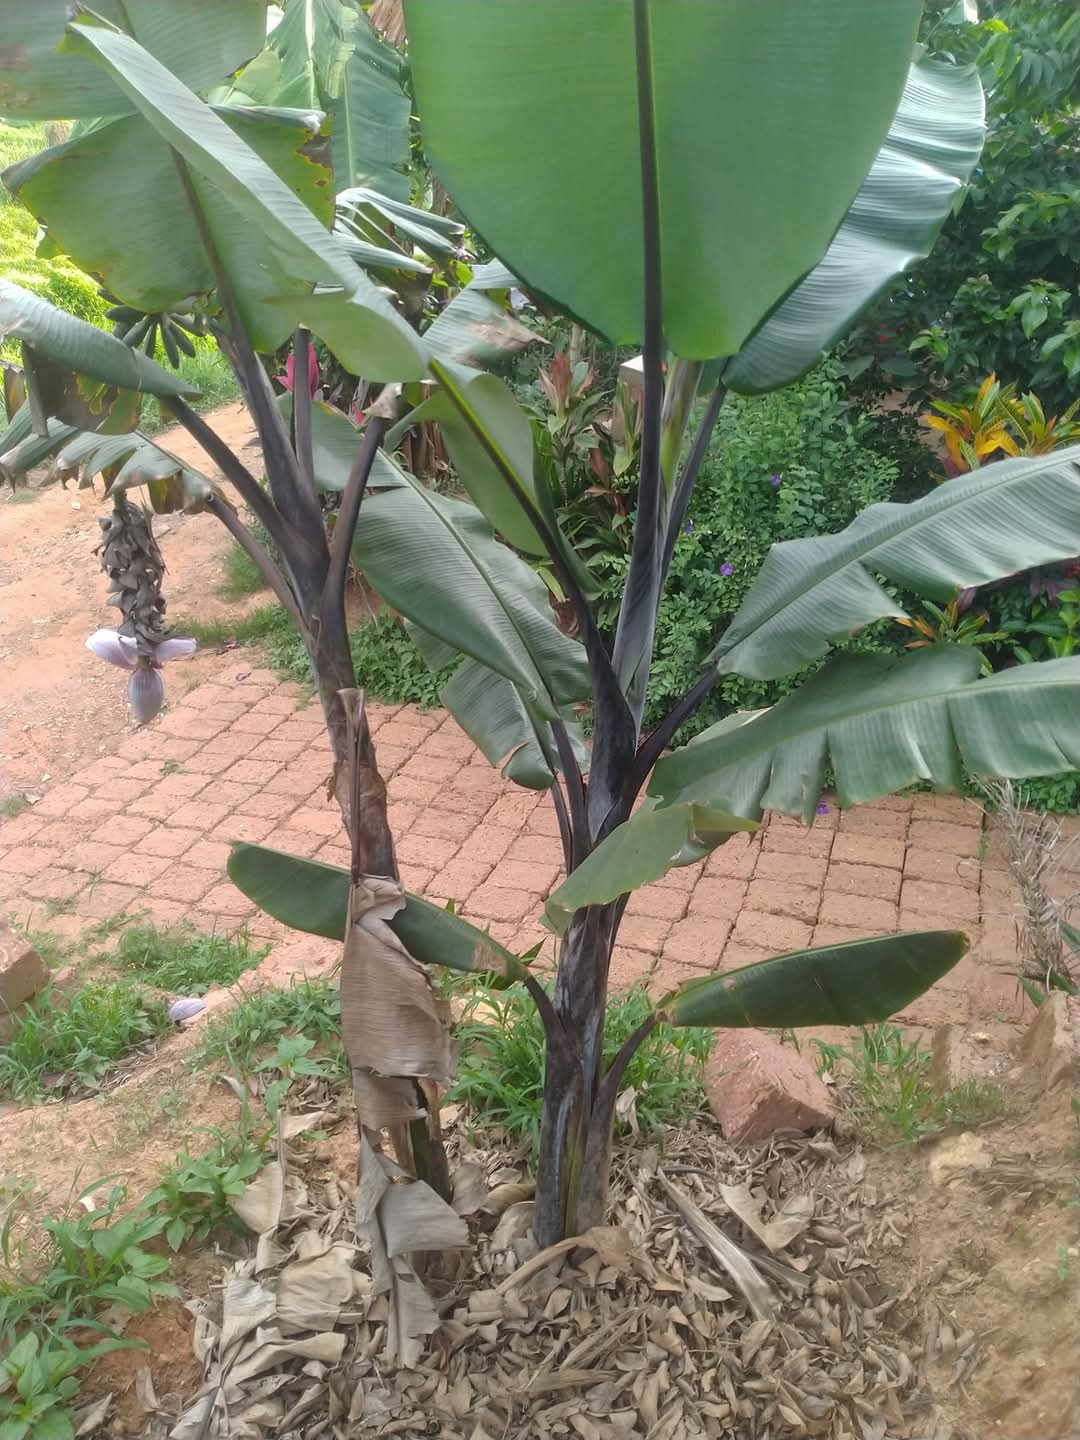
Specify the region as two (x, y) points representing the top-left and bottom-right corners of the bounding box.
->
(928, 1131), (992, 1186)
(1020, 991), (1079, 1091)
(0, 918), (48, 1022)
(704, 1029), (836, 1143)
(929, 1023), (995, 1092)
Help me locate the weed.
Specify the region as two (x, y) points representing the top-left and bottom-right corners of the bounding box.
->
(813, 1024), (1006, 1143)
(1055, 1241), (1072, 1287)
(448, 984), (712, 1161)
(80, 910), (141, 947)
(160, 759), (187, 777)
(0, 980), (170, 1102)
(42, 897), (75, 919)
(0, 791), (31, 819)
(192, 977), (344, 1076)
(113, 919), (268, 996)
(143, 1122), (268, 1251)
(108, 1083), (189, 1148)
(0, 1178), (176, 1439)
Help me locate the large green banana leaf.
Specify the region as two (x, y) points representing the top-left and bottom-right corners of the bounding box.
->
(0, 282), (194, 399)
(405, 0), (919, 356)
(0, 0), (266, 119)
(352, 486), (590, 716)
(0, 418), (78, 485)
(723, 56), (985, 394)
(650, 647), (1080, 824)
(224, 0), (412, 201)
(661, 931), (968, 1028)
(227, 843), (530, 982)
(440, 659), (588, 793)
(713, 446), (1080, 681)
(55, 17), (424, 378)
(545, 804), (758, 936)
(277, 394), (410, 493)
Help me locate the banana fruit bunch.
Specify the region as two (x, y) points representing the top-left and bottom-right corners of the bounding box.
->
(100, 291), (206, 368)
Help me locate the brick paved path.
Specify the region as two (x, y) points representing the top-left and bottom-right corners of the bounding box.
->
(3, 662), (1073, 1029)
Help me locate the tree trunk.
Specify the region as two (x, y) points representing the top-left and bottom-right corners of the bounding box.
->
(532, 901), (621, 1246)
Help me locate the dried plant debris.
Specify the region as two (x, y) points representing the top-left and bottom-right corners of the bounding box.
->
(148, 1112), (980, 1440)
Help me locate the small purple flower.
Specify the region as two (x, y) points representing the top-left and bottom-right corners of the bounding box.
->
(770, 473), (783, 489)
(86, 628), (197, 725)
(683, 519), (695, 535)
(720, 562), (734, 577)
(816, 802), (830, 816)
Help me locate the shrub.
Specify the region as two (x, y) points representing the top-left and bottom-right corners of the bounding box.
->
(643, 363), (904, 736)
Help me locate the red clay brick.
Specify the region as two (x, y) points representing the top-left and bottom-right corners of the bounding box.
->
(838, 807), (909, 839)
(260, 827), (324, 858)
(754, 849), (829, 887)
(687, 877), (747, 920)
(90, 815), (154, 846)
(761, 826), (834, 859)
(654, 860), (705, 892)
(396, 754), (462, 785)
(744, 879), (820, 924)
(900, 878), (980, 921)
(662, 916), (729, 968)
(0, 813), (47, 845)
(33, 820), (98, 850)
(166, 802), (231, 830)
(703, 835), (759, 879)
(201, 882), (256, 916)
(718, 939), (774, 971)
(251, 694), (300, 716)
(466, 884), (536, 923)
(488, 859), (559, 894)
(288, 807), (345, 837)
(812, 923), (881, 948)
(233, 792), (296, 820)
(910, 793), (983, 826)
(649, 957), (711, 1000)
(398, 864), (435, 894)
(156, 713), (227, 741)
(484, 791), (541, 830)
(825, 862), (901, 902)
(141, 826), (201, 858)
(902, 848), (980, 887)
(79, 881), (143, 916)
(733, 910), (813, 952)
(0, 845), (62, 876)
(462, 826), (517, 864)
(103, 852), (172, 885)
(205, 782), (257, 810)
(154, 773), (215, 801)
(625, 885), (687, 922)
(32, 783), (90, 817)
(376, 720), (433, 751)
(907, 820), (983, 858)
(93, 777), (151, 804)
(224, 759), (283, 786)
(183, 839), (232, 871)
(899, 910), (978, 941)
(268, 767), (329, 799)
(395, 833), (459, 869)
(609, 946), (654, 989)
(410, 809), (481, 844)
(68, 757), (128, 787)
(388, 775), (441, 806)
(62, 842), (127, 874)
(199, 702), (251, 723)
(818, 892), (897, 930)
(183, 747), (249, 776)
(507, 833), (565, 866)
(829, 833), (906, 869)
(527, 804), (563, 838)
(153, 867), (221, 904)
(68, 795), (125, 821)
(20, 868), (88, 903)
(249, 738), (308, 764)
(316, 843), (352, 870)
(419, 729), (476, 760)
(429, 858), (492, 902)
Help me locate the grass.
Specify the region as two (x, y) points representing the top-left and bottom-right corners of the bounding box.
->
(1, 791), (31, 819)
(813, 1023), (1007, 1144)
(448, 983), (712, 1162)
(219, 540), (270, 600)
(113, 919), (268, 996)
(192, 976), (345, 1077)
(0, 980), (170, 1102)
(139, 340), (240, 433)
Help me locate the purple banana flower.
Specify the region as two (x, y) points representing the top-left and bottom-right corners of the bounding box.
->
(86, 628), (197, 724)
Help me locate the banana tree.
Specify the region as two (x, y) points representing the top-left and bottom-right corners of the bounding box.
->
(4, 0), (1080, 1284)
